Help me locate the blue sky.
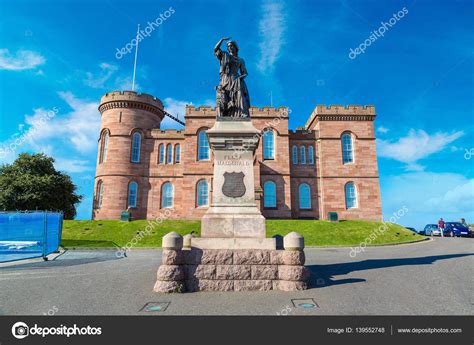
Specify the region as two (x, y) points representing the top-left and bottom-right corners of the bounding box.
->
(0, 0), (473, 228)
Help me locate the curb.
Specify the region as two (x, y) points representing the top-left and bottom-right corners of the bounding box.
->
(61, 238), (432, 250)
(306, 237), (432, 249)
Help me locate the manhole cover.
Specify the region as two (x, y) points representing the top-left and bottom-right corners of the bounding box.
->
(291, 298), (319, 309)
(140, 302), (170, 313)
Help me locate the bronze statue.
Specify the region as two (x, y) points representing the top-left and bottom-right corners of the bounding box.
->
(214, 37), (250, 118)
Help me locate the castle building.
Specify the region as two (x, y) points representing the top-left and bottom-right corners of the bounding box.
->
(92, 91), (382, 221)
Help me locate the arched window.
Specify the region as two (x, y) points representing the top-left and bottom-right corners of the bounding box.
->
(99, 131), (108, 164)
(161, 182), (174, 208)
(97, 181), (104, 209)
(341, 133), (354, 164)
(175, 144), (181, 163)
(198, 130), (210, 160)
(263, 181), (277, 208)
(299, 183), (311, 209)
(263, 129), (275, 159)
(196, 180), (208, 207)
(166, 144), (173, 164)
(131, 132), (141, 163)
(300, 146), (306, 164)
(292, 145), (298, 165)
(128, 181), (138, 208)
(345, 182), (357, 209)
(308, 146), (314, 165)
(158, 144), (165, 164)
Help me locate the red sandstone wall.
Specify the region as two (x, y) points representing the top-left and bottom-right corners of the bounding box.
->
(309, 105), (382, 221)
(93, 95), (383, 222)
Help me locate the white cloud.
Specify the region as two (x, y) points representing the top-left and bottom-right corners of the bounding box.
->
(377, 126), (389, 134)
(0, 92), (99, 167)
(161, 98), (188, 129)
(381, 172), (474, 229)
(84, 63), (118, 88)
(160, 98), (215, 129)
(426, 180), (474, 213)
(113, 75), (139, 91)
(257, 0), (287, 74)
(0, 49), (45, 71)
(377, 129), (464, 170)
(54, 158), (94, 173)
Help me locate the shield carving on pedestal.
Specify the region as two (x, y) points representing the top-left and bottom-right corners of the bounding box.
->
(222, 172), (246, 198)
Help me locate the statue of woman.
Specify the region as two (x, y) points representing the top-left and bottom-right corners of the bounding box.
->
(214, 37), (250, 118)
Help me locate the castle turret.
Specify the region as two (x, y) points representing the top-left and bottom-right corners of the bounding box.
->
(93, 91), (164, 220)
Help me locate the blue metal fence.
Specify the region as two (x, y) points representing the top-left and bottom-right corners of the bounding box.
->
(0, 211), (63, 263)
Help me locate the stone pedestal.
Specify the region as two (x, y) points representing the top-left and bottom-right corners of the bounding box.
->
(153, 232), (309, 293)
(153, 120), (309, 293)
(201, 119), (266, 239)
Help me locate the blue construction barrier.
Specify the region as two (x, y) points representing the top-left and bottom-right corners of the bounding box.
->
(0, 211), (63, 263)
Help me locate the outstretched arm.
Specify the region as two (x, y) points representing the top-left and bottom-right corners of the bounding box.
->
(214, 37), (231, 53)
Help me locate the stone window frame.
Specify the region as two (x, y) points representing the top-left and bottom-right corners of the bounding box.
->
(196, 179), (209, 208)
(292, 145), (298, 165)
(130, 130), (143, 164)
(262, 128), (275, 160)
(298, 183), (312, 210)
(128, 181), (139, 208)
(98, 129), (110, 164)
(174, 144), (181, 164)
(263, 180), (277, 209)
(158, 143), (165, 164)
(161, 182), (174, 209)
(308, 145), (315, 165)
(95, 180), (104, 209)
(300, 146), (306, 165)
(197, 128), (210, 161)
(166, 144), (173, 164)
(341, 131), (355, 165)
(345, 181), (358, 209)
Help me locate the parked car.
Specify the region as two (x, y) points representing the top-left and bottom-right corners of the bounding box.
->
(422, 224), (441, 236)
(405, 227), (418, 233)
(444, 222), (472, 237)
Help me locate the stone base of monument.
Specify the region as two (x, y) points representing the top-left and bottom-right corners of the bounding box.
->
(153, 232), (309, 293)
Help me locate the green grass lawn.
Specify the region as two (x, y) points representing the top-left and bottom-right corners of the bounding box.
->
(61, 219), (425, 248)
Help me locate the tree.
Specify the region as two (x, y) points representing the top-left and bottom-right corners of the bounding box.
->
(0, 153), (82, 219)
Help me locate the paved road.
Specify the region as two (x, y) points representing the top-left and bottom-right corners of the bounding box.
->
(0, 238), (472, 315)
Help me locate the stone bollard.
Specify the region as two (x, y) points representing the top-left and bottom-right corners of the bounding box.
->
(162, 232), (183, 250)
(155, 232), (185, 293)
(183, 233), (195, 249)
(283, 232), (304, 251)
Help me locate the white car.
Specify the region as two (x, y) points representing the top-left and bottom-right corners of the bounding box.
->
(423, 224), (441, 236)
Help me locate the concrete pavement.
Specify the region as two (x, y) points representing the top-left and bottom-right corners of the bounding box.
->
(0, 238), (472, 315)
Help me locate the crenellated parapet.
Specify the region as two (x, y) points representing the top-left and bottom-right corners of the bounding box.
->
(99, 91), (164, 119)
(289, 128), (317, 140)
(305, 104), (376, 129)
(186, 105), (289, 119)
(150, 129), (185, 139)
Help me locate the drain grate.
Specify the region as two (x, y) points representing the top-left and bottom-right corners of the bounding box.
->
(140, 302), (170, 313)
(291, 298), (319, 309)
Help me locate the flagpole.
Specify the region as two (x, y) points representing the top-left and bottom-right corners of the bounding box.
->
(131, 24), (140, 91)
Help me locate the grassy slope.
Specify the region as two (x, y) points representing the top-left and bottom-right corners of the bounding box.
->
(62, 219), (424, 248)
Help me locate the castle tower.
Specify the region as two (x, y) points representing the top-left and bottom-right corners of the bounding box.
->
(93, 91), (164, 220)
(305, 105), (382, 221)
